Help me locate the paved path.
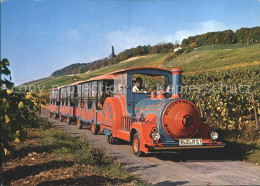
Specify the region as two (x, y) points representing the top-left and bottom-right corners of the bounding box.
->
(42, 110), (260, 185)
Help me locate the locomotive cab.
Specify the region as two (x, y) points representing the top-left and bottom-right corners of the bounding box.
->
(100, 67), (225, 156)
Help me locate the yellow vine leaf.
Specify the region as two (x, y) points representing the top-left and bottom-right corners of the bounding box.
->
(5, 114), (10, 124)
(14, 138), (20, 143)
(4, 148), (10, 155)
(7, 89), (12, 94)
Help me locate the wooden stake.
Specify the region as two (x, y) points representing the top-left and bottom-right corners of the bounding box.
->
(251, 92), (259, 130)
(197, 94), (204, 118)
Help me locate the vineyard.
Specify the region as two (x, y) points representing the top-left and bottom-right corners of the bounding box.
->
(182, 65), (259, 136)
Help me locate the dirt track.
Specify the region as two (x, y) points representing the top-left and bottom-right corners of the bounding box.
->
(42, 109), (260, 185)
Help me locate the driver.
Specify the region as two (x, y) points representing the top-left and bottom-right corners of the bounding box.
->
(132, 77), (147, 93)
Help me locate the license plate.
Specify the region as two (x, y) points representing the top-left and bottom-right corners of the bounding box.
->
(179, 138), (202, 146)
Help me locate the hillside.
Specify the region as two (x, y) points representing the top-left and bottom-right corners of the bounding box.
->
(49, 26), (260, 77)
(163, 44), (260, 74)
(28, 44), (260, 95)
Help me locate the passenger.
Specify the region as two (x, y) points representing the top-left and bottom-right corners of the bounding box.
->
(132, 77), (147, 93)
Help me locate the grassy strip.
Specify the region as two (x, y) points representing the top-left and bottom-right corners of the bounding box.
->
(218, 128), (260, 165)
(223, 139), (260, 164)
(2, 117), (145, 185)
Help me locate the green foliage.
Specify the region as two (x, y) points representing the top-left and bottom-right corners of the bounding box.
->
(181, 27), (260, 52)
(0, 58), (41, 157)
(182, 66), (260, 129)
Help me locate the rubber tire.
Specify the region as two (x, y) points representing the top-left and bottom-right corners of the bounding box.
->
(67, 115), (71, 125)
(59, 114), (63, 122)
(91, 122), (99, 135)
(132, 133), (144, 157)
(77, 118), (82, 129)
(54, 112), (57, 119)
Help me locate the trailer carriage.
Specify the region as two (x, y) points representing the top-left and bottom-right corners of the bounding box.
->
(58, 81), (83, 124)
(76, 75), (114, 133)
(48, 87), (61, 119)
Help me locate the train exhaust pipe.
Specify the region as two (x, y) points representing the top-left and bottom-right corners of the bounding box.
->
(171, 68), (183, 99)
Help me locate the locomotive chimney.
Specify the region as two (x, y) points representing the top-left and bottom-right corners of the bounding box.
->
(171, 68), (183, 99)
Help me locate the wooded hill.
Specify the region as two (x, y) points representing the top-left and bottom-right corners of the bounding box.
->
(51, 26), (260, 77)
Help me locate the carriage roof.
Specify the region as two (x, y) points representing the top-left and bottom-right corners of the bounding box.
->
(108, 66), (171, 75)
(76, 74), (114, 85)
(50, 67), (172, 90)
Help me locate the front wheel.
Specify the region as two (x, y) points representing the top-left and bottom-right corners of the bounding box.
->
(91, 122), (99, 135)
(77, 118), (82, 129)
(132, 133), (144, 157)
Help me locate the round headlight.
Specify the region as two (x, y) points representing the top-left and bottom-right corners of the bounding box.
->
(151, 132), (160, 140)
(210, 131), (218, 140)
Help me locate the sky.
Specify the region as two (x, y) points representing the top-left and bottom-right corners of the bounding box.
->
(1, 0), (260, 85)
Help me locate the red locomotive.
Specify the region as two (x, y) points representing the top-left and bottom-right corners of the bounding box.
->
(49, 67), (225, 156)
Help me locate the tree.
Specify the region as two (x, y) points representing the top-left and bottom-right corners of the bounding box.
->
(110, 46), (116, 58)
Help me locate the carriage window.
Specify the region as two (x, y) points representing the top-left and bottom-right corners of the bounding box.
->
(97, 80), (114, 110)
(54, 89), (58, 100)
(132, 74), (169, 93)
(92, 81), (97, 108)
(77, 84), (82, 101)
(66, 87), (70, 100)
(61, 88), (66, 99)
(92, 81), (97, 98)
(88, 82), (92, 109)
(82, 83), (88, 100)
(73, 85), (77, 100)
(82, 83), (88, 108)
(114, 73), (127, 95)
(105, 80), (114, 97)
(97, 81), (104, 110)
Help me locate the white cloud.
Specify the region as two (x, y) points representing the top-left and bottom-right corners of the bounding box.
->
(107, 20), (227, 52)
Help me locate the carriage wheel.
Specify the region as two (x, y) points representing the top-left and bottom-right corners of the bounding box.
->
(67, 115), (71, 125)
(132, 133), (144, 157)
(91, 122), (98, 135)
(59, 114), (63, 122)
(77, 118), (82, 129)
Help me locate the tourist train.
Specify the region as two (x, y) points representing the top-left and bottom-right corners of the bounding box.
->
(49, 67), (225, 156)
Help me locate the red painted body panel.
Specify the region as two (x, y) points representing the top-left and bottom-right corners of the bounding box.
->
(100, 97), (127, 139)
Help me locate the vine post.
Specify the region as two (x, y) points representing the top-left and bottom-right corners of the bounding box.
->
(251, 92), (259, 130)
